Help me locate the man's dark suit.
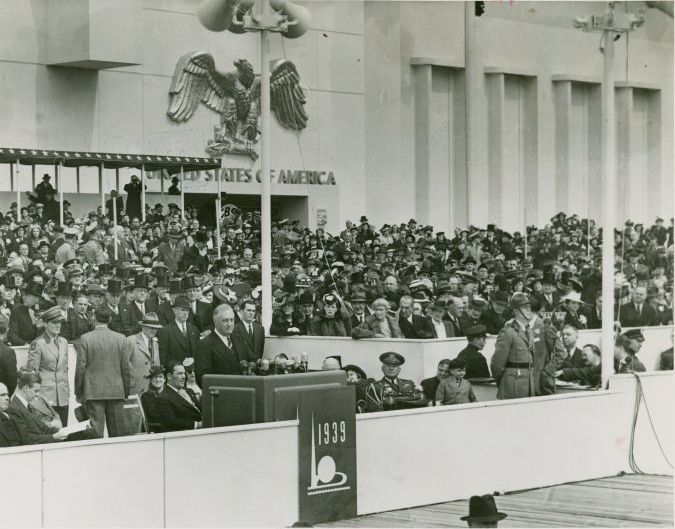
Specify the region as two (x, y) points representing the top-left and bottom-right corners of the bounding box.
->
(195, 332), (245, 386)
(398, 314), (434, 339)
(189, 300), (215, 333)
(105, 303), (125, 334)
(8, 397), (57, 445)
(0, 341), (17, 396)
(63, 309), (95, 342)
(8, 304), (39, 346)
(420, 376), (441, 401)
(425, 317), (455, 338)
(535, 292), (560, 313)
(156, 300), (175, 326)
(141, 385), (201, 433)
(585, 304), (602, 330)
(157, 320), (201, 367)
(0, 411), (22, 447)
(119, 299), (159, 336)
(231, 320), (265, 361)
(619, 302), (660, 328)
(561, 347), (584, 369)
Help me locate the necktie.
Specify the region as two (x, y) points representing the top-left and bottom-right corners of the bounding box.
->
(226, 337), (232, 349)
(181, 323), (187, 336)
(248, 324), (253, 339)
(149, 339), (155, 360)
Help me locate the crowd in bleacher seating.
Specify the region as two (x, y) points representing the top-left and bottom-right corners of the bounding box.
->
(0, 175), (673, 444)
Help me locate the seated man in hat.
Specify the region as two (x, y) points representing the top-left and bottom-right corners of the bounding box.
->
(351, 298), (402, 339)
(364, 352), (426, 412)
(458, 298), (486, 334)
(560, 291), (588, 329)
(425, 300), (455, 339)
(456, 325), (491, 379)
(435, 358), (477, 405)
(620, 329), (647, 372)
(398, 295), (434, 339)
(7, 282), (44, 346)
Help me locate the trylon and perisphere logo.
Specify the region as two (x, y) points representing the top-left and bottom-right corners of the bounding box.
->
(307, 414), (350, 496)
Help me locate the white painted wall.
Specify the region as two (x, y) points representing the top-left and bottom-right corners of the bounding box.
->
(0, 373), (670, 526)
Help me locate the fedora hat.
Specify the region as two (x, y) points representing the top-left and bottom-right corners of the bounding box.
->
(460, 495), (507, 523)
(24, 283), (44, 299)
(172, 295), (191, 309)
(560, 291), (585, 304)
(509, 292), (530, 310)
(139, 312), (163, 329)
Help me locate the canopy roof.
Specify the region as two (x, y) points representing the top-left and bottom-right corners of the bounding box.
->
(0, 147), (220, 173)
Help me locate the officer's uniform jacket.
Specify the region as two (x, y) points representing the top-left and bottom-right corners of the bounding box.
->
(490, 317), (567, 399)
(365, 376), (422, 412)
(26, 333), (70, 408)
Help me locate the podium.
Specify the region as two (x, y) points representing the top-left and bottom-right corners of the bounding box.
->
(202, 371), (349, 427)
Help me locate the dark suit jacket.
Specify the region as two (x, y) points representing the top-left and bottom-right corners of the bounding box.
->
(141, 385), (201, 433)
(420, 376), (441, 401)
(119, 300), (159, 337)
(456, 344), (491, 379)
(231, 321), (265, 361)
(619, 302), (660, 328)
(195, 332), (245, 386)
(0, 341), (17, 396)
(426, 317), (455, 339)
(157, 321), (201, 367)
(0, 411), (23, 447)
(156, 241), (185, 273)
(106, 303), (125, 335)
(64, 309), (95, 342)
(156, 301), (175, 326)
(8, 396), (57, 445)
(561, 347), (584, 369)
(74, 327), (133, 401)
(398, 314), (434, 339)
(535, 292), (560, 313)
(190, 300), (215, 333)
(8, 304), (38, 346)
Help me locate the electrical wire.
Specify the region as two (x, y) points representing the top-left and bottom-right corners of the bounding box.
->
(628, 373), (673, 475)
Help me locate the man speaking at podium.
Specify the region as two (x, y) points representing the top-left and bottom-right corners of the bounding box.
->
(195, 305), (246, 386)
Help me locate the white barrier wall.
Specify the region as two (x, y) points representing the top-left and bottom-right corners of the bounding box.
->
(0, 373), (670, 527)
(265, 325), (674, 381)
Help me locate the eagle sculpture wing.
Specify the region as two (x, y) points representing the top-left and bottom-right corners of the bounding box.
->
(167, 52), (238, 123)
(270, 61), (308, 131)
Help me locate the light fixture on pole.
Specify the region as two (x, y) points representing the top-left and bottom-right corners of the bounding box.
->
(197, 0), (311, 331)
(573, 2), (645, 389)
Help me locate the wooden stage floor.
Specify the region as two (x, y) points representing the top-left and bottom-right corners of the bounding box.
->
(319, 474), (673, 528)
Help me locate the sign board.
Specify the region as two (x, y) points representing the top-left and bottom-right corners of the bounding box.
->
(298, 386), (357, 524)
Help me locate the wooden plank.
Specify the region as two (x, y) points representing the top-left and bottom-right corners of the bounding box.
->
(319, 475), (673, 528)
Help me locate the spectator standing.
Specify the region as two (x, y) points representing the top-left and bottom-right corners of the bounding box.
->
(619, 286), (659, 327)
(26, 307), (70, 425)
(128, 313), (162, 395)
(435, 359), (477, 405)
(456, 325), (491, 379)
(195, 304), (244, 385)
(157, 295), (201, 367)
(232, 299), (265, 361)
(8, 282), (43, 346)
(74, 309), (133, 437)
(124, 175), (143, 221)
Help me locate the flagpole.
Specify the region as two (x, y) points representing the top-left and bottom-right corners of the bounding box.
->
(260, 11), (273, 331)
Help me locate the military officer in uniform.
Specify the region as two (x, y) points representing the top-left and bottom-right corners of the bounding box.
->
(490, 293), (567, 399)
(365, 352), (426, 412)
(25, 306), (71, 425)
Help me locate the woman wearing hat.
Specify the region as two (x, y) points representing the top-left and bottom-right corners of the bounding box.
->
(308, 294), (352, 337)
(26, 306), (70, 425)
(269, 291), (304, 336)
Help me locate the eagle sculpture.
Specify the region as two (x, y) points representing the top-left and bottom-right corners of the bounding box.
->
(167, 51), (308, 159)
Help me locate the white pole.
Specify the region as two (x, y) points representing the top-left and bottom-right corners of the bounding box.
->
(260, 15), (273, 331)
(141, 164), (146, 222)
(601, 29), (616, 389)
(15, 159), (21, 217)
(114, 168), (119, 261)
(58, 162), (64, 226)
(464, 2), (478, 228)
(99, 163), (105, 213)
(217, 161), (223, 259)
(180, 165), (185, 221)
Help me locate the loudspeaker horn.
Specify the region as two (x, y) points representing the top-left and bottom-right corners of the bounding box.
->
(198, 0), (238, 32)
(269, 0), (311, 38)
